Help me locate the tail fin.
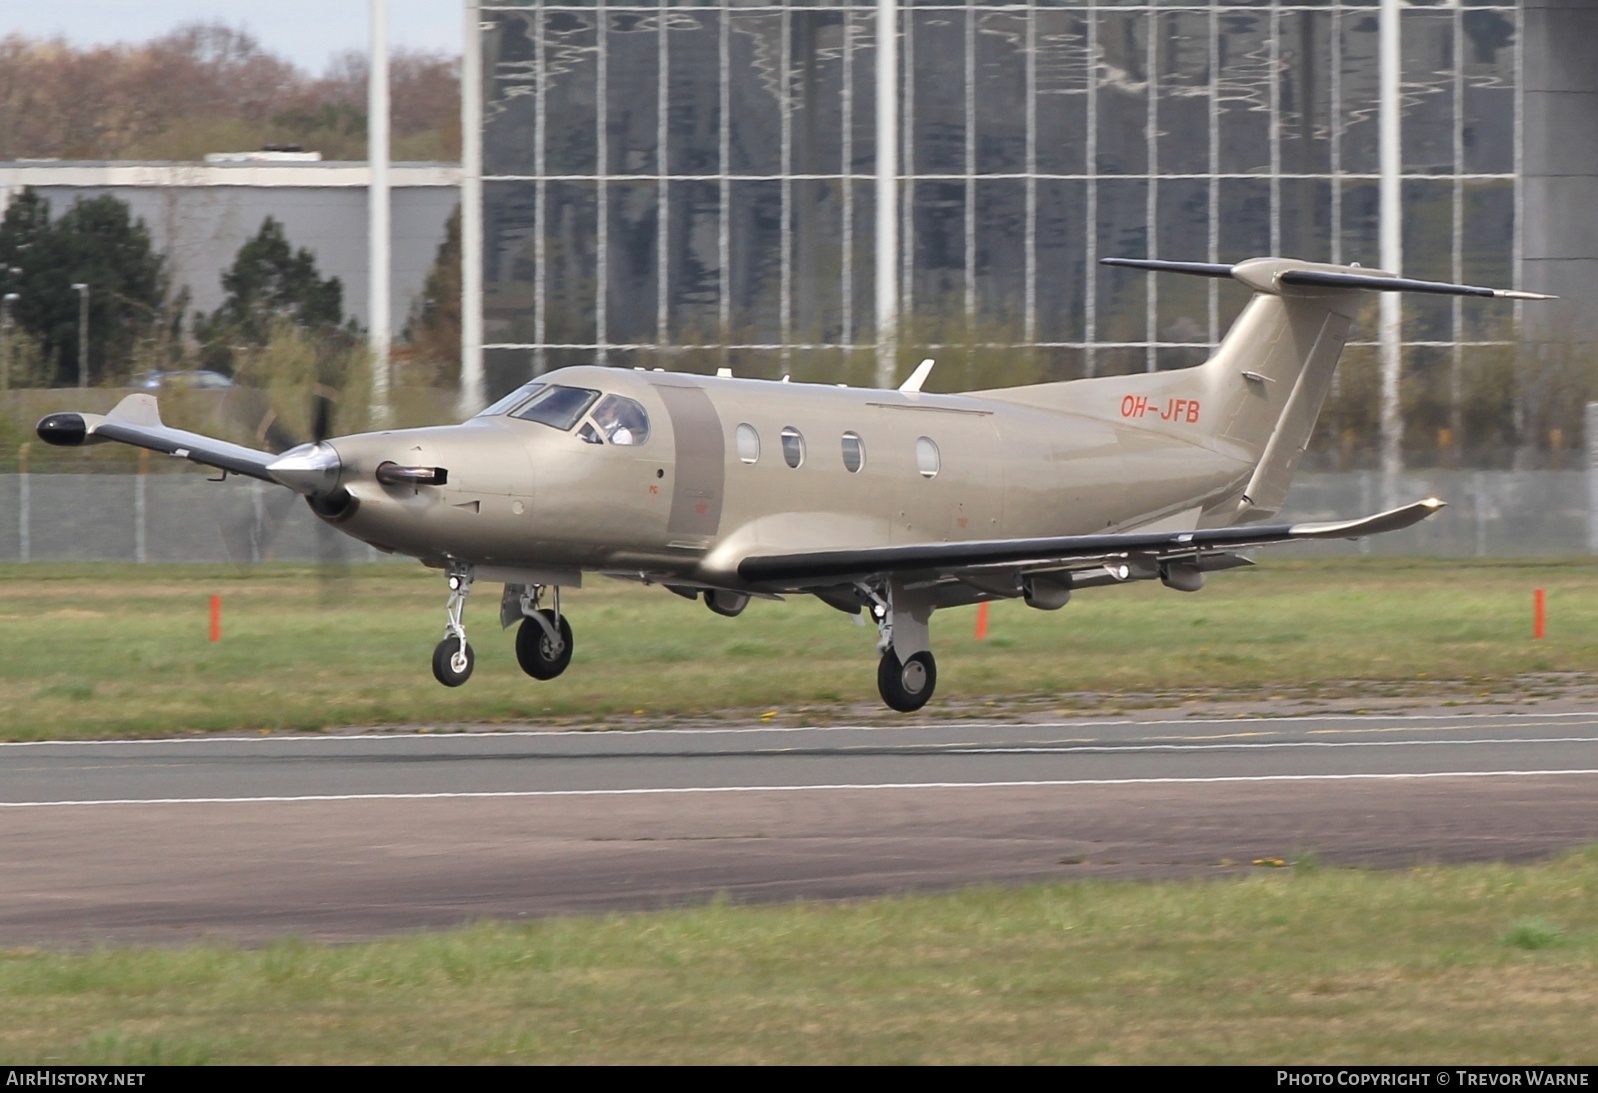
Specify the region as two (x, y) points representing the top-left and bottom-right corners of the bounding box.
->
(990, 257), (1551, 523)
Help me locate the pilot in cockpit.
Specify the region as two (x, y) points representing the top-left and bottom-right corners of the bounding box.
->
(593, 396), (646, 445)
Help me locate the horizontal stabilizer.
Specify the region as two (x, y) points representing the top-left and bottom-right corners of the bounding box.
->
(1100, 256), (1554, 301)
(36, 394), (280, 483)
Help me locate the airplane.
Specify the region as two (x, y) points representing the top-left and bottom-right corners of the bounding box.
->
(35, 256), (1552, 712)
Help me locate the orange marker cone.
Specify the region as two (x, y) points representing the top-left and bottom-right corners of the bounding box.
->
(975, 601), (990, 640)
(1534, 588), (1546, 640)
(210, 595), (222, 642)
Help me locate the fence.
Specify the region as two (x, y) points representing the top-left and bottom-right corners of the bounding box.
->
(0, 467), (1594, 564)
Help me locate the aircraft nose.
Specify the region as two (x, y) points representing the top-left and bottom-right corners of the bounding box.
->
(267, 442), (342, 495)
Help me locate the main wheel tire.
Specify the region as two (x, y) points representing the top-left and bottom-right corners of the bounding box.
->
(432, 637), (475, 687)
(876, 648), (937, 712)
(704, 589), (749, 618)
(516, 610), (574, 680)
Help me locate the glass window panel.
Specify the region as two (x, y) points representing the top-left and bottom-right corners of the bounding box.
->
(1278, 10), (1333, 176)
(543, 10), (601, 176)
(1338, 12), (1380, 175)
(1155, 179), (1209, 344)
(1157, 347), (1208, 372)
(545, 181), (599, 346)
(728, 13), (785, 174)
(915, 436), (939, 479)
(1462, 10), (1516, 175)
(848, 9), (878, 176)
(792, 179), (847, 343)
(483, 181), (540, 345)
(1401, 346), (1453, 448)
(841, 432), (865, 473)
(667, 11), (721, 175)
(1035, 179), (1086, 343)
(728, 179), (784, 343)
(974, 11), (1028, 176)
(737, 423), (760, 464)
(593, 395), (651, 445)
(512, 385), (602, 430)
(911, 8), (968, 175)
(666, 180), (722, 342)
(482, 11), (541, 177)
(607, 181), (660, 345)
(605, 11), (659, 176)
(912, 181), (966, 314)
(781, 426), (806, 468)
(1401, 12), (1456, 176)
(477, 382), (544, 419)
(1156, 13), (1211, 177)
(974, 179), (1027, 331)
(1095, 178), (1150, 344)
(1458, 345), (1518, 451)
(1216, 11), (1271, 174)
(1092, 346), (1146, 378)
(484, 350), (538, 401)
(1217, 177), (1269, 333)
(1035, 10), (1090, 176)
(790, 10), (848, 177)
(1461, 180), (1515, 340)
(1095, 12), (1149, 176)
(1278, 178), (1333, 263)
(1403, 177), (1456, 343)
(1338, 179), (1380, 269)
(852, 180), (877, 344)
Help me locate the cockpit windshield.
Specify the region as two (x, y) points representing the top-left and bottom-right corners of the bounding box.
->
(476, 382), (544, 418)
(509, 385), (602, 430)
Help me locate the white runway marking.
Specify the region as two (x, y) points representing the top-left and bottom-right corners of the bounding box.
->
(6, 767), (1598, 808)
(4, 708), (1597, 748)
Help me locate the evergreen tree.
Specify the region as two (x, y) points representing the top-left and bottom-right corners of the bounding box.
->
(197, 216), (351, 371)
(0, 188), (169, 385)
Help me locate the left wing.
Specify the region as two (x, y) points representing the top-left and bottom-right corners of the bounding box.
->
(737, 498), (1444, 588)
(37, 394), (280, 482)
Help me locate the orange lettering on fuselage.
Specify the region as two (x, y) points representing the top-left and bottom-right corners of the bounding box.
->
(1120, 395), (1200, 423)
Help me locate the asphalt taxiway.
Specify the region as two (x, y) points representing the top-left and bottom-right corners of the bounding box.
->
(2, 708), (1596, 945)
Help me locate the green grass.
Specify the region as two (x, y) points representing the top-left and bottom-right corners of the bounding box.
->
(4, 851), (1598, 1064)
(3, 557), (1597, 739)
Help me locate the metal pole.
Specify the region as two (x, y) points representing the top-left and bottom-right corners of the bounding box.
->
(72, 283), (88, 389)
(1378, 0), (1403, 508)
(1, 293), (16, 392)
(459, 0), (485, 416)
(369, 0), (392, 425)
(873, 0), (898, 390)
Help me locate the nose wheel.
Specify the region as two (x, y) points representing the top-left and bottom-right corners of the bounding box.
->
(431, 564), (476, 686)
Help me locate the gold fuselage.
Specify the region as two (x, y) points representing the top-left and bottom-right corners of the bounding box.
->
(323, 366), (1253, 589)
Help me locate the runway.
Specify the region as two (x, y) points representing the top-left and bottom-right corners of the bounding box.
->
(2, 707), (1597, 946)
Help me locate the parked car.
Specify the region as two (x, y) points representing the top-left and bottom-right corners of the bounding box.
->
(128, 370), (235, 390)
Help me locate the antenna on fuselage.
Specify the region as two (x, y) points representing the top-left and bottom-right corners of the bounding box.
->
(898, 358), (935, 394)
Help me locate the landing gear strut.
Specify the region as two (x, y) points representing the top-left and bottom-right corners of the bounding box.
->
(861, 578), (938, 713)
(432, 564), (475, 687)
(512, 585), (574, 680)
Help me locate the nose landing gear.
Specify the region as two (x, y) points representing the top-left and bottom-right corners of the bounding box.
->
(432, 564), (475, 686)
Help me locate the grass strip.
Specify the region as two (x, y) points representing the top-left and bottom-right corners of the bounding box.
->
(3, 850), (1597, 1064)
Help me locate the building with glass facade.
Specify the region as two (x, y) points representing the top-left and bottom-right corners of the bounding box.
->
(466, 0), (1596, 455)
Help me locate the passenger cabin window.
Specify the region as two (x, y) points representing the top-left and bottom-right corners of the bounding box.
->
(510, 385), (600, 431)
(736, 423), (760, 464)
(915, 436), (940, 479)
(780, 426), (805, 468)
(841, 432), (865, 473)
(591, 395), (650, 445)
(477, 382), (545, 418)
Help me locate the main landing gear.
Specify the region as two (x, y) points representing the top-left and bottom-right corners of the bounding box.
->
(862, 579), (939, 713)
(429, 564), (575, 687)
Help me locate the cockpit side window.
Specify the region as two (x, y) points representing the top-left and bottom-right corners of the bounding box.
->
(591, 395), (650, 445)
(510, 385), (601, 430)
(476, 382), (545, 418)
